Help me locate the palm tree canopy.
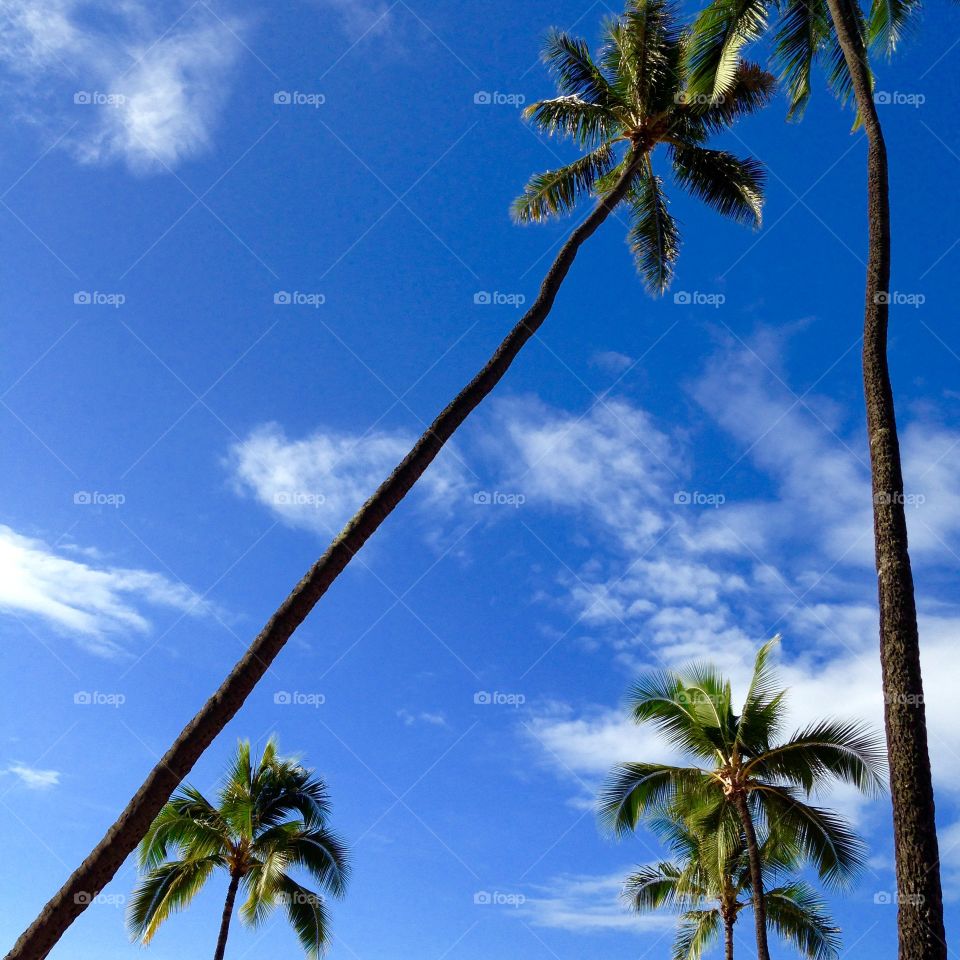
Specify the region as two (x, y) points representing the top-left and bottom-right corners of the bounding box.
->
(515, 0), (774, 293)
(129, 738), (349, 958)
(600, 638), (887, 888)
(686, 0), (913, 121)
(625, 811), (842, 960)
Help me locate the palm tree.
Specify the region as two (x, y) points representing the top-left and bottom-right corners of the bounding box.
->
(4, 6), (776, 958)
(600, 638), (886, 960)
(686, 2), (947, 957)
(128, 738), (348, 960)
(626, 811), (841, 960)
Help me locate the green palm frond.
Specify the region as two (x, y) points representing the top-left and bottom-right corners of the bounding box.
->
(523, 95), (617, 146)
(277, 876), (332, 959)
(673, 908), (721, 960)
(745, 718), (887, 793)
(512, 143), (617, 223)
(627, 158), (681, 293)
(600, 762), (714, 834)
(736, 636), (786, 754)
(686, 0), (770, 98)
(626, 670), (723, 759)
(681, 61), (776, 134)
(868, 0), (919, 55)
(541, 29), (620, 109)
(670, 144), (764, 227)
(765, 881), (842, 960)
(128, 856), (223, 943)
(753, 784), (867, 887)
(138, 788), (229, 869)
(623, 861), (686, 910)
(774, 0), (832, 120)
(255, 822), (350, 899)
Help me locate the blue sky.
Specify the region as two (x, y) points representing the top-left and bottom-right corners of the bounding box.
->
(0, 0), (958, 958)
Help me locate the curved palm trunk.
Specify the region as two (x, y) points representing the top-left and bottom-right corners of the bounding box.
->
(822, 2), (947, 958)
(213, 873), (241, 960)
(4, 148), (645, 960)
(732, 792), (770, 960)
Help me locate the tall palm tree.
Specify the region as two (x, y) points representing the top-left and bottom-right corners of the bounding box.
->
(686, 2), (947, 957)
(3, 6), (775, 958)
(626, 811), (841, 960)
(128, 738), (348, 960)
(600, 638), (886, 960)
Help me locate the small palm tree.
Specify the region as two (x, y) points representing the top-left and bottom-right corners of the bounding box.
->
(129, 738), (348, 960)
(626, 811), (841, 960)
(2, 9), (778, 956)
(600, 638), (886, 960)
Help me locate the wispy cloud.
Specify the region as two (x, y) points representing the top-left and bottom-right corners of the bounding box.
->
(520, 870), (673, 933)
(0, 524), (210, 656)
(4, 763), (61, 790)
(0, 0), (244, 171)
(229, 422), (468, 535)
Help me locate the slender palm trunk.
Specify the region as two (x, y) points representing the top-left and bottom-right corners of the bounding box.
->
(822, 2), (946, 958)
(213, 873), (241, 960)
(732, 791), (770, 960)
(4, 148), (646, 960)
(723, 914), (735, 960)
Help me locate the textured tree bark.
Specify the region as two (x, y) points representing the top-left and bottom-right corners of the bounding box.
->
(4, 148), (645, 960)
(723, 914), (735, 960)
(212, 873), (240, 960)
(733, 791), (770, 960)
(821, 1), (946, 958)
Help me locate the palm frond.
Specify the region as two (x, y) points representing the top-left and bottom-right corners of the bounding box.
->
(600, 763), (715, 834)
(627, 158), (681, 293)
(746, 718), (887, 794)
(680, 61), (776, 135)
(277, 876), (332, 959)
(512, 143), (617, 223)
(868, 0), (919, 56)
(670, 144), (764, 227)
(523, 95), (618, 146)
(765, 881), (842, 960)
(753, 784), (867, 887)
(128, 856), (222, 943)
(542, 29), (620, 108)
(774, 0), (831, 120)
(735, 636), (786, 754)
(686, 0), (770, 98)
(624, 861), (687, 911)
(673, 908), (721, 960)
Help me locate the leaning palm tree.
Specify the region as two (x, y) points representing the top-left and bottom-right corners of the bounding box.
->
(128, 738), (348, 960)
(4, 7), (776, 958)
(626, 811), (841, 960)
(685, 2), (946, 956)
(600, 638), (886, 960)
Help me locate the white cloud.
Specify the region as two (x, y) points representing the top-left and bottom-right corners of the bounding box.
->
(397, 708), (447, 727)
(0, 524), (210, 656)
(229, 422), (468, 535)
(0, 0), (244, 171)
(4, 763), (61, 790)
(520, 870), (674, 933)
(312, 0), (392, 37)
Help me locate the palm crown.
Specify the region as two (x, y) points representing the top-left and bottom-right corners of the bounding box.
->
(628, 811), (841, 960)
(129, 738), (349, 959)
(600, 637), (886, 886)
(514, 0), (774, 293)
(686, 0), (908, 121)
